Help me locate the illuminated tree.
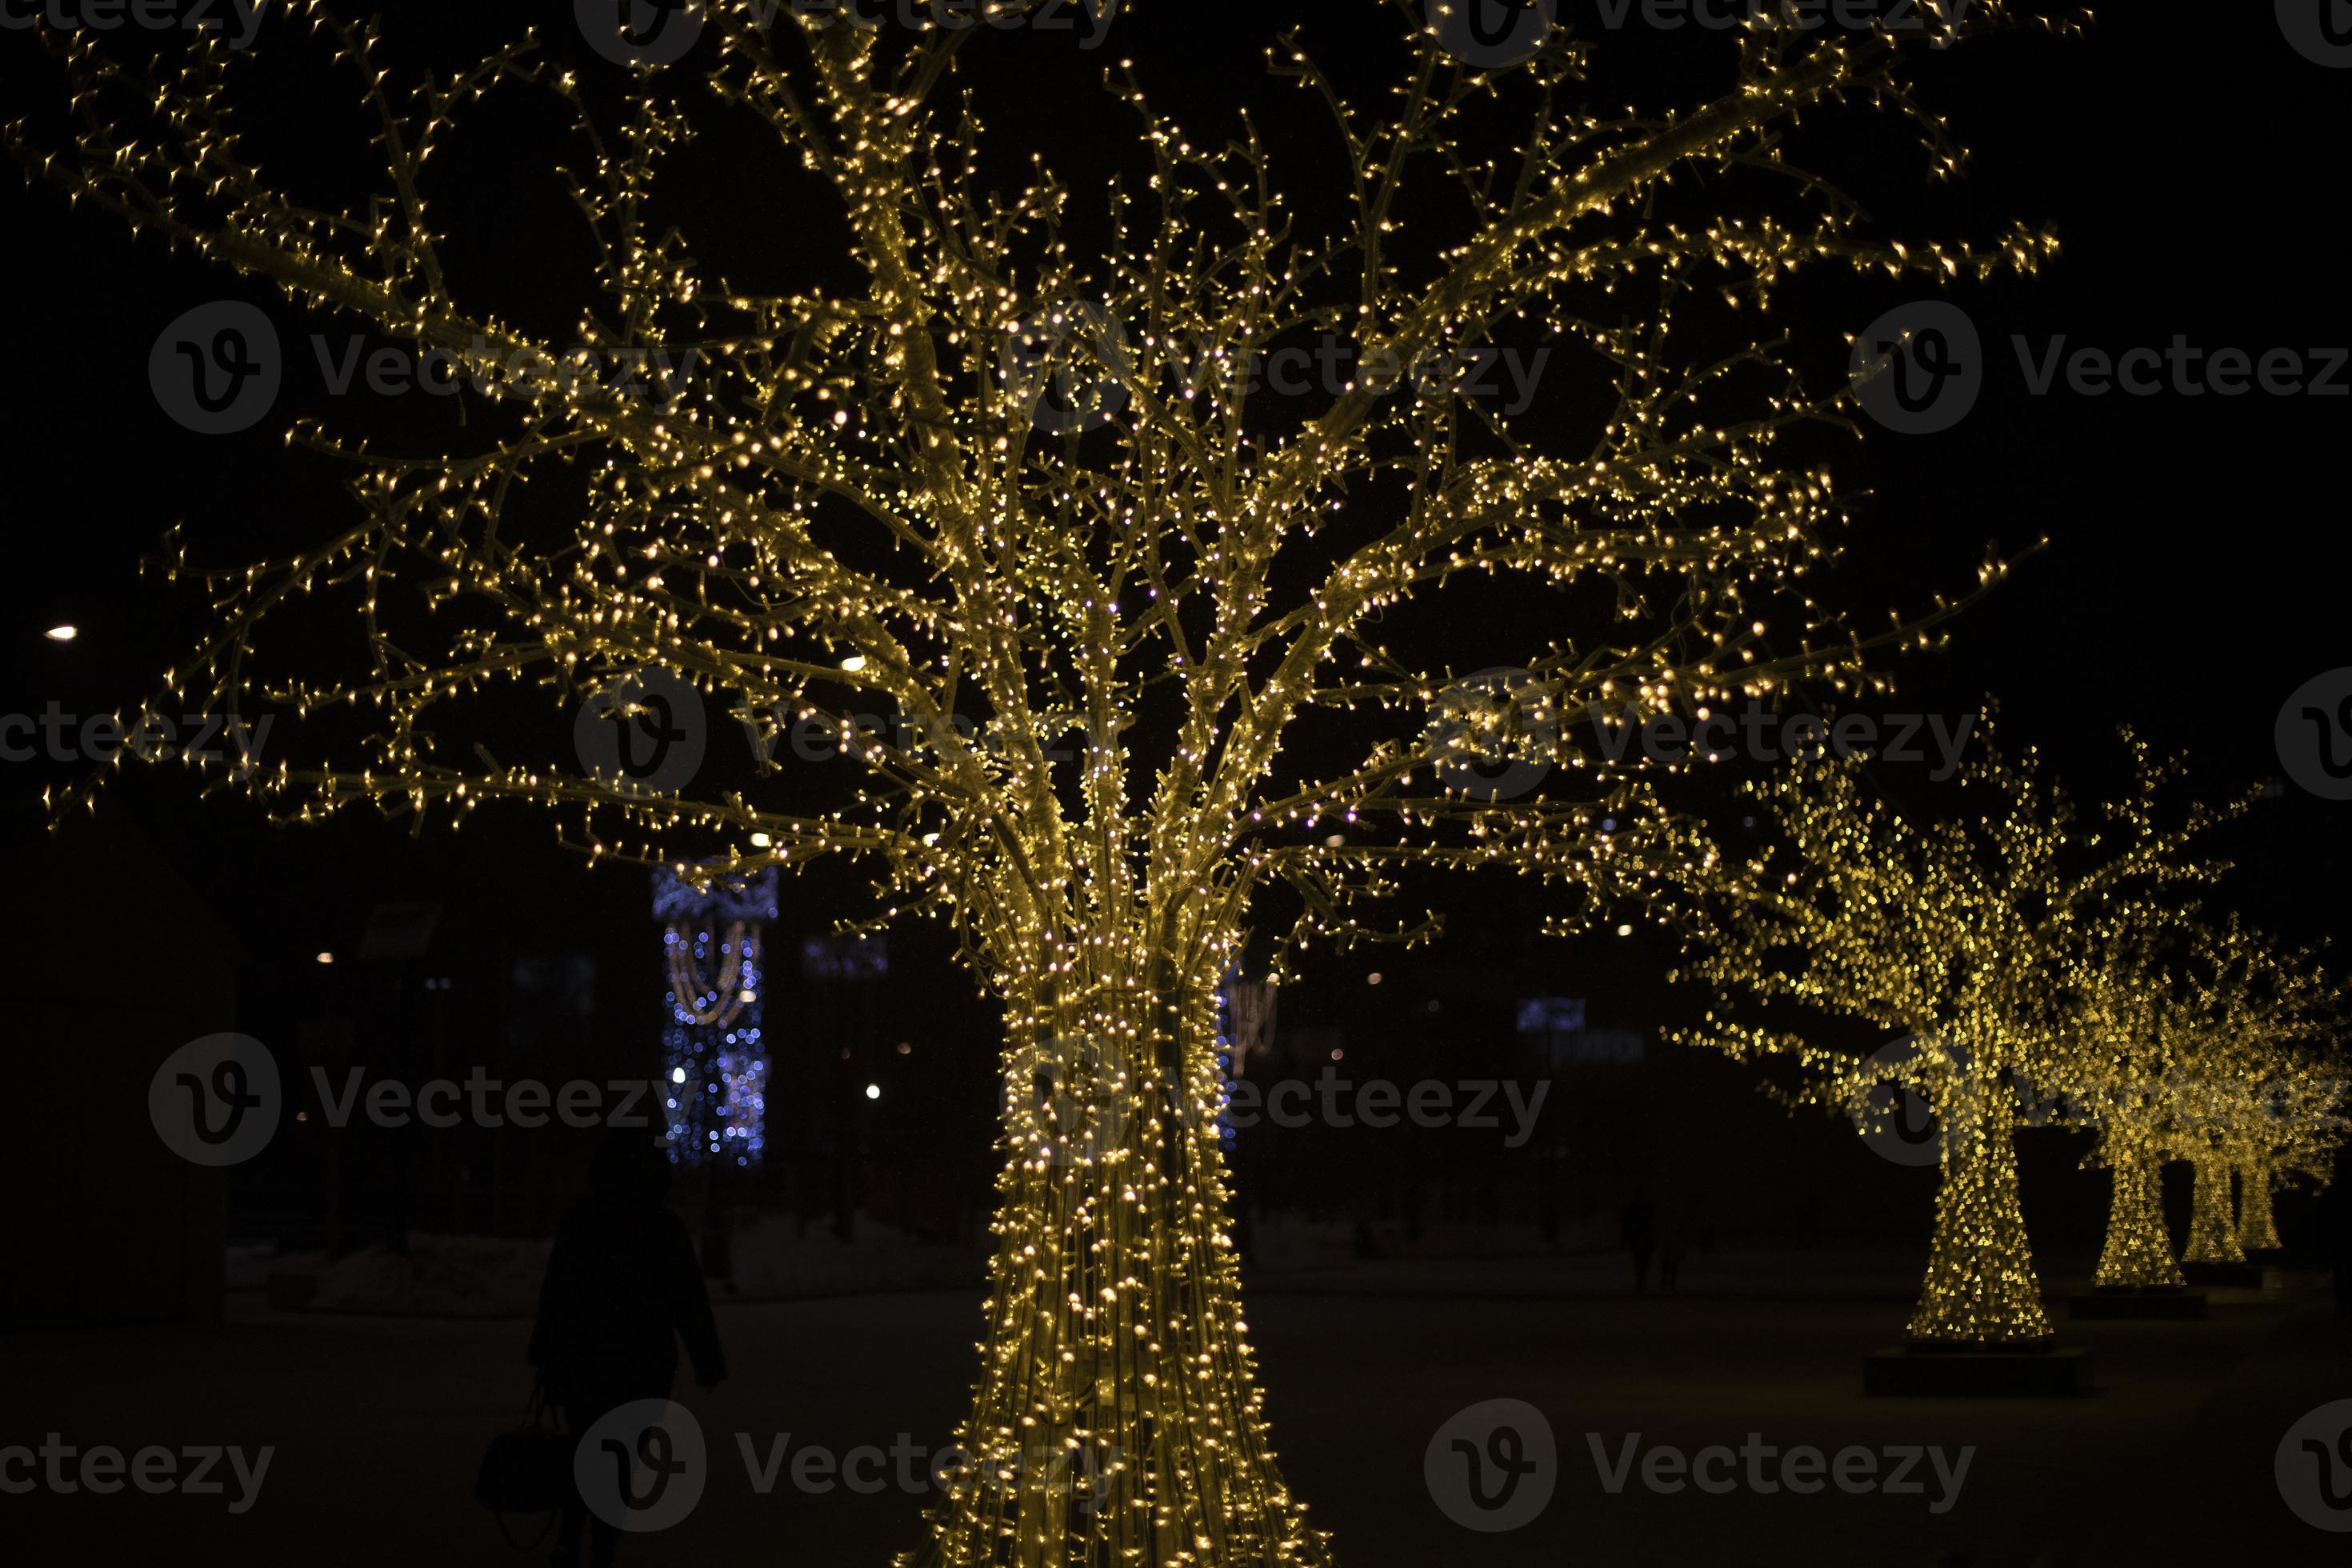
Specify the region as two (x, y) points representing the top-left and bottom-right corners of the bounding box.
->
(18, 2), (2071, 1558)
(2052, 908), (2328, 1292)
(2163, 925), (2345, 1266)
(2230, 1074), (2343, 1255)
(1673, 738), (2222, 1346)
(2061, 916), (2205, 1292)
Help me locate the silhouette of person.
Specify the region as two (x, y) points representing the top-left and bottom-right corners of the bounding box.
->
(530, 1128), (726, 1567)
(1620, 1186), (1658, 1293)
(1657, 1193), (1690, 1292)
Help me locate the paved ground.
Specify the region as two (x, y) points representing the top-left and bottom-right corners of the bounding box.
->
(6, 1250), (2348, 1566)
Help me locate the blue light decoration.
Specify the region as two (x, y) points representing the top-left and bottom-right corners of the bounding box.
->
(653, 866), (778, 1168)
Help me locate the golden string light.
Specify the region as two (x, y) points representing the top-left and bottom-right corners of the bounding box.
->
(15, 2), (2082, 1558)
(1672, 733), (2234, 1346)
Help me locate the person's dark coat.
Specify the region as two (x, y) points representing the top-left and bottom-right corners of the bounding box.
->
(1620, 1191), (1658, 1252)
(529, 1132), (726, 1410)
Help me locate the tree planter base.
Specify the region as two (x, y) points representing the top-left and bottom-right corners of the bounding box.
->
(2066, 1288), (2207, 1321)
(2180, 1262), (2266, 1289)
(1863, 1345), (2094, 1397)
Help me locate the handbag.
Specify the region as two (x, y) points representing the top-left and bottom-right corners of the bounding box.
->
(474, 1379), (570, 1550)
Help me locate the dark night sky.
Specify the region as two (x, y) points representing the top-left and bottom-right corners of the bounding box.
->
(3, 2), (2347, 994)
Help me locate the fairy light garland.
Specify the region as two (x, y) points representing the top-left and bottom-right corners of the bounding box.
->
(17, 2), (2085, 1557)
(1672, 733), (2230, 1347)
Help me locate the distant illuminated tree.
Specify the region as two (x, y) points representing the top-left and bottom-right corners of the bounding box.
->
(2062, 916), (2204, 1292)
(19, 2), (2071, 1558)
(2054, 908), (2312, 1291)
(2163, 925), (2345, 1267)
(2230, 1072), (2343, 1255)
(1674, 738), (2223, 1346)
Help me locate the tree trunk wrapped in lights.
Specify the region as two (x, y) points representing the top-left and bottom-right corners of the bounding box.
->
(2090, 1136), (2183, 1291)
(2062, 921), (2217, 1293)
(2167, 928), (2346, 1272)
(950, 954), (1312, 1562)
(2190, 1079), (2346, 1263)
(2219, 1062), (2350, 1262)
(2065, 909), (2345, 1287)
(1674, 736), (2228, 1348)
(22, 2), (2077, 1558)
(2180, 1146), (2243, 1266)
(1914, 1070), (2050, 1342)
(2234, 1150), (2282, 1254)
